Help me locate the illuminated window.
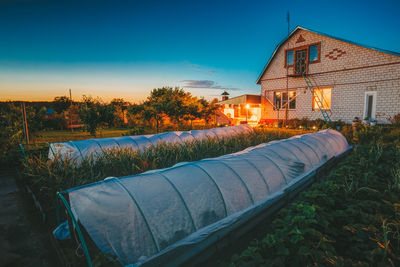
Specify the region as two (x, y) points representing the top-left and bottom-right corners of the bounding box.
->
(313, 88), (331, 110)
(274, 92), (282, 109)
(286, 50), (294, 66)
(274, 91), (296, 110)
(309, 44), (319, 62)
(289, 91), (296, 109)
(282, 92), (288, 108)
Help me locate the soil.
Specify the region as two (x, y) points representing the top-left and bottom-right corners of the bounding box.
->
(0, 170), (57, 267)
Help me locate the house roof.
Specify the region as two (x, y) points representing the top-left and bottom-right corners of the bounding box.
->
(221, 91), (230, 95)
(256, 26), (400, 84)
(217, 94), (261, 105)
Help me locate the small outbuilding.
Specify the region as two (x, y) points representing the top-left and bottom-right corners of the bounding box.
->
(217, 94), (261, 125)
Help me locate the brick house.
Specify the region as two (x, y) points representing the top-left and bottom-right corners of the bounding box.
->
(257, 26), (400, 124)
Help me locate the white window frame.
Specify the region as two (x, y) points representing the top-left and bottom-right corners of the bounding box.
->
(312, 88), (331, 111)
(273, 90), (296, 110)
(363, 91), (377, 120)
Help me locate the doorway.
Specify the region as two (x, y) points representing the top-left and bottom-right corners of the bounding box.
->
(295, 49), (307, 75)
(363, 91), (377, 120)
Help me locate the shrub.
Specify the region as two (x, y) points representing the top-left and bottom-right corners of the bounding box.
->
(352, 125), (383, 145)
(313, 118), (325, 129)
(383, 128), (400, 145)
(124, 125), (149, 136)
(287, 118), (301, 129)
(299, 117), (310, 129)
(389, 113), (400, 126)
(340, 125), (353, 144)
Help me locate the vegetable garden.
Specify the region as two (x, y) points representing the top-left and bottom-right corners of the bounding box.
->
(231, 127), (400, 266)
(21, 128), (306, 224)
(16, 123), (400, 266)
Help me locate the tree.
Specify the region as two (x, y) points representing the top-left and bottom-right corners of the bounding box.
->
(141, 87), (175, 132)
(110, 98), (126, 107)
(198, 97), (219, 125)
(53, 96), (71, 114)
(78, 96), (115, 136)
(182, 98), (202, 129)
(110, 98), (129, 127)
(127, 87), (218, 132)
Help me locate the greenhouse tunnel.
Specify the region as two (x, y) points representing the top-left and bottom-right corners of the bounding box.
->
(58, 129), (351, 266)
(48, 124), (253, 163)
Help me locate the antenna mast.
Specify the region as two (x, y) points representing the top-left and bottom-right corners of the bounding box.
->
(284, 11), (290, 126)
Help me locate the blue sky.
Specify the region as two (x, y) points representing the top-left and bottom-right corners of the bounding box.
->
(1, 0), (399, 102)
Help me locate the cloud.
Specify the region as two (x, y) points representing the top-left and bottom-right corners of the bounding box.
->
(188, 64), (216, 76)
(180, 80), (241, 91)
(181, 80), (215, 88)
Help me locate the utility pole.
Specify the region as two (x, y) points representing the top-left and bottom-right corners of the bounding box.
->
(21, 102), (29, 144)
(69, 89), (73, 132)
(284, 11), (290, 127)
(246, 104), (249, 124)
(277, 107), (280, 137)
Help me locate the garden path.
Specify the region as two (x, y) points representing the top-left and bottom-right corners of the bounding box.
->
(0, 171), (55, 267)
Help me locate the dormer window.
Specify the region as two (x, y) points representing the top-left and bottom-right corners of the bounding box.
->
(285, 50), (294, 66)
(308, 43), (320, 63)
(284, 42), (321, 75)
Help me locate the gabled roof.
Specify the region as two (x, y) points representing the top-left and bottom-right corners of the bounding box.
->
(256, 26), (400, 84)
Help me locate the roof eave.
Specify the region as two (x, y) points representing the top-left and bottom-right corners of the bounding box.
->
(256, 26), (304, 84)
(255, 26), (400, 85)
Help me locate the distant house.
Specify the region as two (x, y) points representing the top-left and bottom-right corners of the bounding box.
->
(217, 93), (261, 125)
(257, 26), (400, 124)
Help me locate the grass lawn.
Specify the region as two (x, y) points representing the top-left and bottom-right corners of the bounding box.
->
(31, 128), (129, 143)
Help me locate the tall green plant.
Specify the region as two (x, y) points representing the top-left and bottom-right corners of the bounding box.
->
(78, 96), (115, 136)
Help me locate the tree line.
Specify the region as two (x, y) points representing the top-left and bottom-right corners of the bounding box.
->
(0, 86), (219, 137)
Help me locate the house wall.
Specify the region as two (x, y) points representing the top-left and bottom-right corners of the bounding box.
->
(259, 29), (400, 123)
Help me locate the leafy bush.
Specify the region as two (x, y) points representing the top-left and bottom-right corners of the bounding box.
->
(389, 113), (400, 126)
(286, 118), (301, 129)
(0, 102), (24, 167)
(124, 125), (150, 136)
(382, 128), (400, 146)
(313, 118), (325, 129)
(340, 125), (353, 144)
(286, 118), (346, 131)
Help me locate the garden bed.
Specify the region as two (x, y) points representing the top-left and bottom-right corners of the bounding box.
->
(231, 140), (400, 266)
(21, 128), (308, 226)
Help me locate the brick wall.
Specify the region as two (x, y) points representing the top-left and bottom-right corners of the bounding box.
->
(259, 29), (400, 123)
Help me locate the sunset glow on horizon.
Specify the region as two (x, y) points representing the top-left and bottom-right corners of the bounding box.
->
(0, 61), (257, 102)
(1, 0), (399, 102)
